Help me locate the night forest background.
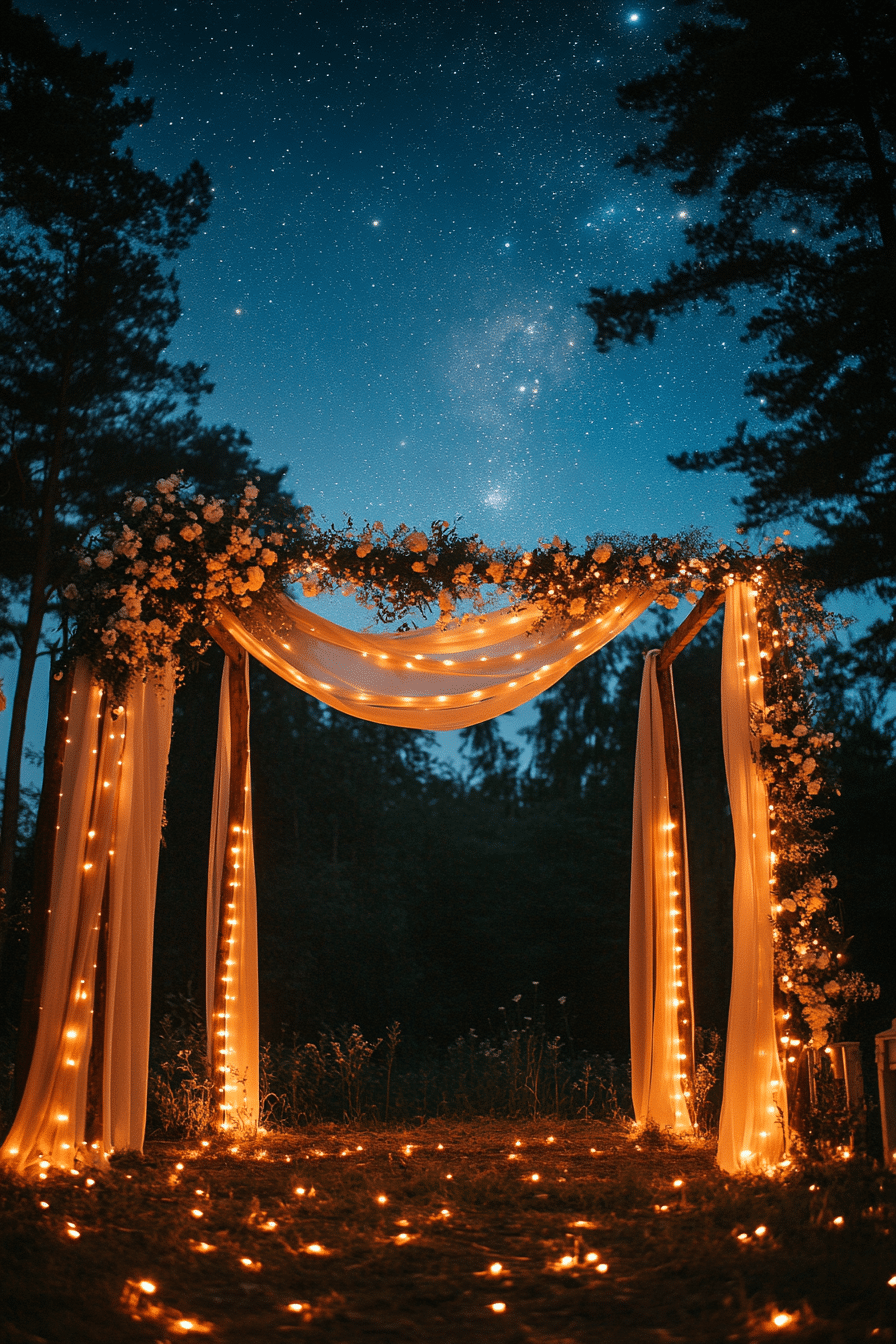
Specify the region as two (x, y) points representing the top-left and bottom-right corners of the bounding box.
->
(147, 624), (896, 1068)
(1, 0), (895, 1098)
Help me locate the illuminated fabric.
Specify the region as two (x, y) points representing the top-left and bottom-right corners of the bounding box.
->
(2, 581), (788, 1177)
(630, 651), (695, 1134)
(215, 588), (655, 730)
(717, 582), (787, 1173)
(1, 660), (173, 1174)
(206, 655), (259, 1129)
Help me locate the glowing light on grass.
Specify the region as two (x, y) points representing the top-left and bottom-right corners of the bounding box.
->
(376, 1195), (387, 1205)
(190, 1209), (203, 1219)
(39, 1201), (49, 1210)
(596, 1263), (609, 1274)
(489, 1262), (502, 1275)
(585, 1253), (598, 1263)
(772, 1312), (793, 1328)
(306, 1243), (325, 1255)
(673, 1179), (683, 1188)
(530, 1173), (540, 1182)
(489, 1302), (506, 1313)
(295, 1187), (306, 1196)
(261, 1220), (277, 1231)
(832, 1216), (844, 1226)
(755, 1225), (767, 1237)
(287, 1302), (305, 1312)
(888, 1275), (896, 1288)
(138, 1280), (156, 1294)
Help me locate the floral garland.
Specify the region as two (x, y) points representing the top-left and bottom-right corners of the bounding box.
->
(62, 476), (875, 1050)
(748, 572), (878, 1047)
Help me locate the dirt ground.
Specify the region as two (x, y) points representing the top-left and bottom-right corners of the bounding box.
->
(1, 1119), (894, 1343)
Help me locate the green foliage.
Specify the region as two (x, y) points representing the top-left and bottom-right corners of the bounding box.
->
(581, 0), (896, 681)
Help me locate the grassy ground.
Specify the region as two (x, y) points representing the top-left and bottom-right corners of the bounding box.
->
(1, 1120), (894, 1344)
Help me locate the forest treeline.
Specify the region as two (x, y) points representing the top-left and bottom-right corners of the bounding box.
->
(143, 619), (894, 1064)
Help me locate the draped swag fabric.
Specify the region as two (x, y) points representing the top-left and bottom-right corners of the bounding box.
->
(630, 652), (695, 1135)
(717, 583), (787, 1173)
(216, 589), (655, 730)
(1, 659), (173, 1174)
(206, 655), (259, 1130)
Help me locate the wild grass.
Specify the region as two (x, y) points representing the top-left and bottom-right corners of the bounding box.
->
(145, 993), (638, 1138)
(1, 1120), (894, 1343)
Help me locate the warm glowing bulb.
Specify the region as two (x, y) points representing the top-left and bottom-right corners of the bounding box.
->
(489, 1262), (502, 1275)
(139, 1281), (156, 1294)
(490, 1302), (506, 1313)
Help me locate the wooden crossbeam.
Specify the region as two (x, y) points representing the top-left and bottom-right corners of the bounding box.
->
(656, 588), (727, 671)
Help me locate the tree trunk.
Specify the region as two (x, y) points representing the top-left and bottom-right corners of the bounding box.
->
(14, 660), (75, 1104)
(0, 353), (72, 960)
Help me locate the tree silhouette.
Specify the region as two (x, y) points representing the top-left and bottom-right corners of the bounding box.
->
(581, 0), (896, 682)
(0, 2), (287, 938)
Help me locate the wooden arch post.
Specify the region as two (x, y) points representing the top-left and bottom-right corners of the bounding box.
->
(206, 622), (251, 1128)
(653, 588), (727, 1123)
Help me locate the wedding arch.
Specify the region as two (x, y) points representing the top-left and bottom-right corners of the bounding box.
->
(0, 476), (869, 1179)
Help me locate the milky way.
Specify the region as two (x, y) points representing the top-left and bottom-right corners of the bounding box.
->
(26, 0), (759, 550)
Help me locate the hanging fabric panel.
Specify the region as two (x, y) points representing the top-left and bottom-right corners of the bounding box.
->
(630, 651), (695, 1134)
(215, 589), (654, 730)
(206, 653), (259, 1130)
(0, 660), (173, 1174)
(717, 581), (787, 1173)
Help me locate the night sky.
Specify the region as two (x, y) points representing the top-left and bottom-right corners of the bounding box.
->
(25, 0), (760, 550)
(5, 0), (786, 774)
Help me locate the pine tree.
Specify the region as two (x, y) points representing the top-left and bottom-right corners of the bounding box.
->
(0, 2), (286, 934)
(581, 0), (896, 680)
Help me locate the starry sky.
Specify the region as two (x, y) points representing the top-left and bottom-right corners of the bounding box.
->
(5, 0), (791, 781)
(26, 0), (760, 552)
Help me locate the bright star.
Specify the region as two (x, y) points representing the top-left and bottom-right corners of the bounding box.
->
(372, 219), (380, 226)
(628, 12), (640, 21)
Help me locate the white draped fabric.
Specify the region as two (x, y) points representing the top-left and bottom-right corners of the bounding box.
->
(216, 588), (654, 730)
(206, 655), (259, 1129)
(1, 579), (789, 1177)
(717, 582), (787, 1173)
(630, 651), (695, 1134)
(1, 659), (173, 1174)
